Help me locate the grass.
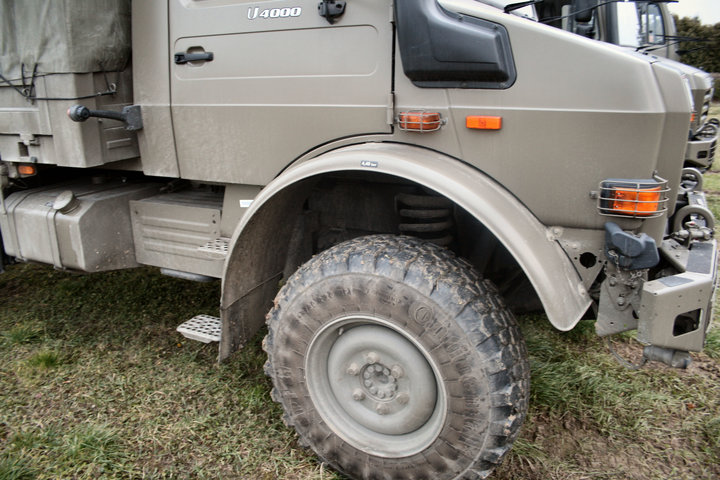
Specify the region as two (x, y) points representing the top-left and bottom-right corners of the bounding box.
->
(2, 271), (720, 480)
(26, 350), (62, 369)
(1, 106), (719, 480)
(0, 266), (329, 479)
(493, 317), (720, 480)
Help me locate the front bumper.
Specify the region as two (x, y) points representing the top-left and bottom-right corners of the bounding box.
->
(637, 238), (717, 352)
(597, 185), (718, 354)
(685, 133), (717, 170)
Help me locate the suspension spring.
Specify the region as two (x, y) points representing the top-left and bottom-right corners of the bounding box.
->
(396, 193), (454, 246)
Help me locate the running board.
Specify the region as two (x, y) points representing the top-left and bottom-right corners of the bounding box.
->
(177, 315), (221, 343)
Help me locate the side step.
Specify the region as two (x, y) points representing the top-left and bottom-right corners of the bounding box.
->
(177, 315), (221, 343)
(198, 237), (230, 258)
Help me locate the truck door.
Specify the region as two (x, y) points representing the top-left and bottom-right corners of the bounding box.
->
(169, 0), (393, 185)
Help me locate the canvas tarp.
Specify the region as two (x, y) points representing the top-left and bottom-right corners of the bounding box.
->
(0, 0), (131, 79)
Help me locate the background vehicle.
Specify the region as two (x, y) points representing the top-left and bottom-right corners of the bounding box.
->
(538, 0), (718, 170)
(0, 1), (716, 478)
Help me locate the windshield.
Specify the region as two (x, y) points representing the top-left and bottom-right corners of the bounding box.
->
(616, 1), (666, 48)
(616, 2), (641, 46)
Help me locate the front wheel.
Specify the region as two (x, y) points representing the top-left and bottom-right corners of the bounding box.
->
(264, 235), (529, 479)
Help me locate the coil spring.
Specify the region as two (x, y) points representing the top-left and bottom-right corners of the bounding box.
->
(396, 193), (454, 246)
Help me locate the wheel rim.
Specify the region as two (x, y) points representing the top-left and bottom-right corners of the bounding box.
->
(305, 315), (446, 458)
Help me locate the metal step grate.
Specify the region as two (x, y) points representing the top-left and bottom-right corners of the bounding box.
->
(177, 315), (222, 343)
(198, 237), (230, 257)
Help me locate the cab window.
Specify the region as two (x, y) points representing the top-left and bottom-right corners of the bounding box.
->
(638, 2), (665, 45)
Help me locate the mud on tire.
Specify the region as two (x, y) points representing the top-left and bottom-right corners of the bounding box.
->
(264, 235), (529, 480)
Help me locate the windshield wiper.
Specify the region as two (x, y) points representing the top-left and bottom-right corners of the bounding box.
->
(636, 35), (707, 53)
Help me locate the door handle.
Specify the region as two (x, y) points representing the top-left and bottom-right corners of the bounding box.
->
(174, 52), (214, 64)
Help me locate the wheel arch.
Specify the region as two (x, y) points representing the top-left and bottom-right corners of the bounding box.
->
(219, 143), (591, 360)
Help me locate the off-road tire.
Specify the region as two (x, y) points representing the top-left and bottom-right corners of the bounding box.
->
(264, 235), (529, 479)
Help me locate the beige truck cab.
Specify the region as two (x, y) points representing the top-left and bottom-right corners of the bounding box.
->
(0, 1), (717, 478)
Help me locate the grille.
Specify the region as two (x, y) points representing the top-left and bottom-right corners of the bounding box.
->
(700, 88), (712, 128)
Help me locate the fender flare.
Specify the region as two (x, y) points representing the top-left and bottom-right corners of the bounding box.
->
(219, 143), (591, 359)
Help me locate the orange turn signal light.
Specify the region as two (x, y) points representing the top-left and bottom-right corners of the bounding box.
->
(599, 179), (667, 218)
(17, 165), (37, 176)
(611, 187), (662, 217)
(397, 111), (443, 132)
(466, 115), (502, 130)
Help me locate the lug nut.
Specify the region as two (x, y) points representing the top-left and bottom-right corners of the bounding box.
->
(364, 379), (372, 387)
(391, 365), (404, 379)
(352, 389), (365, 401)
(346, 363), (360, 376)
(369, 386), (378, 395)
(396, 392), (410, 405)
(366, 351), (380, 365)
(376, 403), (391, 415)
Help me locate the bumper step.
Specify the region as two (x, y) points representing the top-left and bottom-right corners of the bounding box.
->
(177, 315), (221, 343)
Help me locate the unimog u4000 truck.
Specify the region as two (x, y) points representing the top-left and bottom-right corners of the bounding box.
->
(1, 0), (717, 478)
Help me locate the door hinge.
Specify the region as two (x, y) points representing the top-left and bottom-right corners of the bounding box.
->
(386, 93), (395, 126)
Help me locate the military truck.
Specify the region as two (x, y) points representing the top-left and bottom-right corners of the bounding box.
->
(1, 0), (717, 478)
(538, 0), (718, 170)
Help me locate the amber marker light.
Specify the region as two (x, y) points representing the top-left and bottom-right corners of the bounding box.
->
(397, 111), (443, 132)
(466, 115), (502, 130)
(613, 186), (662, 216)
(17, 165), (37, 176)
(598, 179), (668, 218)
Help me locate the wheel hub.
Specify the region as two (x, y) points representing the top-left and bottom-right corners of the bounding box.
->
(326, 324), (437, 435)
(305, 315), (447, 457)
(361, 362), (397, 401)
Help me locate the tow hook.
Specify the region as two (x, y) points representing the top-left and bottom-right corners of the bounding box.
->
(672, 220), (713, 244)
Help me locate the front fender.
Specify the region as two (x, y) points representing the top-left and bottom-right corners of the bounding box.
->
(219, 143), (591, 360)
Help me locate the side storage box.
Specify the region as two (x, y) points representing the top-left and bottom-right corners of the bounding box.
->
(0, 70), (140, 168)
(130, 190), (226, 278)
(0, 180), (160, 272)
